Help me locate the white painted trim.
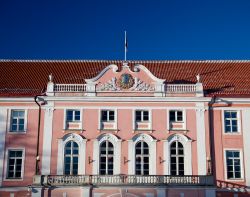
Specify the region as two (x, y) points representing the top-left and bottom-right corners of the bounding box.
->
(222, 109), (241, 135)
(57, 133), (86, 175)
(98, 108), (118, 130)
(133, 64), (165, 83)
(39, 96), (212, 102)
(7, 109), (28, 133)
(64, 108), (83, 130)
(242, 109), (250, 186)
(196, 103), (207, 175)
(0, 109), (7, 185)
(93, 133), (121, 175)
(133, 109), (152, 131)
(4, 147), (25, 180)
(167, 109), (186, 130)
(128, 133), (157, 175)
(41, 103), (54, 175)
(223, 148), (244, 182)
(85, 64), (118, 83)
(164, 134), (192, 175)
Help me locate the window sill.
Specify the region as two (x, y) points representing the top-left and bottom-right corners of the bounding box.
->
(98, 129), (119, 132)
(225, 178), (245, 182)
(133, 129), (153, 133)
(8, 131), (26, 134)
(63, 129), (84, 132)
(4, 178), (23, 181)
(168, 129), (188, 133)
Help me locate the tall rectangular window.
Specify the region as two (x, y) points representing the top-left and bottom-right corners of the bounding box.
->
(224, 111), (238, 133)
(66, 110), (80, 122)
(7, 150), (23, 179)
(135, 110), (149, 122)
(101, 110), (115, 122)
(10, 110), (25, 132)
(226, 150), (241, 179)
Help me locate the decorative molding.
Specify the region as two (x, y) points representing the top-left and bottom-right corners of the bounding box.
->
(97, 77), (120, 91)
(130, 78), (155, 91)
(57, 133), (86, 175)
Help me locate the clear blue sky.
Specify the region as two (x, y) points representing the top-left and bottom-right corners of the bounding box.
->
(1, 0), (250, 60)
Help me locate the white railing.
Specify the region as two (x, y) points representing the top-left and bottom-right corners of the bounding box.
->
(54, 84), (87, 92)
(51, 84), (198, 94)
(165, 84), (196, 93)
(45, 175), (214, 186)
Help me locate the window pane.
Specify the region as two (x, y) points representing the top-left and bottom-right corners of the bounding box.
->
(224, 112), (230, 118)
(231, 112), (237, 118)
(109, 111), (115, 121)
(136, 111), (141, 121)
(177, 111), (183, 121)
(101, 111), (108, 121)
(169, 111), (176, 121)
(143, 111), (149, 121)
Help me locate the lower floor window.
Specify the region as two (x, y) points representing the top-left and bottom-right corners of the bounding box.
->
(64, 141), (79, 175)
(135, 141), (149, 175)
(7, 150), (23, 179)
(226, 150), (241, 179)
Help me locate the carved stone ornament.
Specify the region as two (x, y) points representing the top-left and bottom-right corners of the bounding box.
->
(117, 73), (134, 89)
(130, 78), (155, 91)
(97, 77), (120, 91)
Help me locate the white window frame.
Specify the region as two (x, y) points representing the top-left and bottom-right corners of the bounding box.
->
(8, 109), (28, 133)
(224, 149), (244, 181)
(222, 110), (241, 134)
(164, 134), (192, 175)
(92, 133), (121, 175)
(98, 109), (117, 130)
(128, 133), (156, 175)
(170, 141), (185, 176)
(99, 140), (114, 175)
(4, 148), (25, 181)
(57, 133), (86, 175)
(64, 109), (82, 130)
(133, 109), (152, 131)
(135, 141), (150, 175)
(64, 141), (79, 175)
(167, 109), (186, 131)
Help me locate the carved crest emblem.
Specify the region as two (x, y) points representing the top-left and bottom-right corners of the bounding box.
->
(117, 73), (134, 89)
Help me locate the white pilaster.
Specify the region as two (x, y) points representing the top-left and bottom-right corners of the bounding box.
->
(57, 139), (63, 175)
(41, 102), (54, 175)
(242, 109), (250, 186)
(92, 140), (99, 175)
(81, 187), (91, 197)
(114, 140), (121, 174)
(0, 108), (7, 185)
(196, 103), (207, 175)
(128, 140), (134, 175)
(149, 140), (156, 175)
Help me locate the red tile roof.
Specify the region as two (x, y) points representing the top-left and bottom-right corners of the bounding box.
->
(1, 60), (250, 97)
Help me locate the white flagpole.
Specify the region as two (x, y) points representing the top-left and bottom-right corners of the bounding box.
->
(125, 31), (127, 61)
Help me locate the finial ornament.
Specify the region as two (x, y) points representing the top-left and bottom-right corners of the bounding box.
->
(196, 74), (200, 83)
(49, 74), (53, 82)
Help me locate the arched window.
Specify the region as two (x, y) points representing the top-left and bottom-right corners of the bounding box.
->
(64, 141), (79, 175)
(99, 141), (114, 175)
(170, 141), (184, 175)
(135, 141), (149, 175)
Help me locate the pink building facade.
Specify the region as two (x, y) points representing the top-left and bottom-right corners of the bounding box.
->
(0, 60), (250, 197)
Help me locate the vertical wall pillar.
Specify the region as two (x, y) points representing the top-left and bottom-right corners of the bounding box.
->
(31, 187), (43, 197)
(41, 102), (54, 175)
(196, 103), (207, 175)
(242, 109), (250, 186)
(81, 187), (91, 197)
(0, 109), (7, 185)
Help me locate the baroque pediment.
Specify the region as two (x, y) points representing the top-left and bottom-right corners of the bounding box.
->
(85, 63), (165, 93)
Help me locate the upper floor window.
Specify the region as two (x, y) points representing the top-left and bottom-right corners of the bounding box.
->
(169, 110), (183, 122)
(66, 110), (80, 122)
(224, 111), (239, 133)
(7, 149), (24, 179)
(226, 150), (242, 179)
(64, 141), (79, 175)
(101, 110), (115, 122)
(10, 110), (25, 132)
(135, 110), (149, 122)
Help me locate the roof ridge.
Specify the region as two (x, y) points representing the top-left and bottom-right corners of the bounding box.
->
(1, 59), (250, 63)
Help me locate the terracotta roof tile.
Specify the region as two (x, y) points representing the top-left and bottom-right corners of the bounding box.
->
(1, 60), (250, 97)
